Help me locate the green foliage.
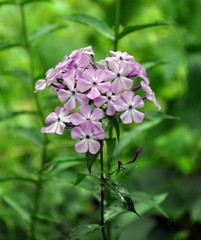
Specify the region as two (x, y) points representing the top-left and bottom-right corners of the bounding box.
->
(69, 224), (102, 240)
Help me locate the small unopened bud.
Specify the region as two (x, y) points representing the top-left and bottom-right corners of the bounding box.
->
(126, 146), (143, 165)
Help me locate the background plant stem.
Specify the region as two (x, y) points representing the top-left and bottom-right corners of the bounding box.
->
(19, 3), (48, 239)
(114, 0), (121, 51)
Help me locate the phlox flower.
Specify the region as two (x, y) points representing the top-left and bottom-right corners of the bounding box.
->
(58, 71), (88, 110)
(77, 69), (111, 99)
(114, 91), (144, 124)
(94, 90), (117, 116)
(141, 81), (161, 110)
(106, 51), (134, 62)
(71, 120), (105, 154)
(41, 107), (71, 135)
(108, 60), (134, 93)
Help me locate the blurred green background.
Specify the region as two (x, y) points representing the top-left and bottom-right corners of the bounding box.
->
(0, 0), (201, 239)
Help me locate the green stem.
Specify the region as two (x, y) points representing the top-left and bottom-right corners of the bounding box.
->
(100, 146), (107, 240)
(114, 0), (121, 51)
(19, 2), (48, 239)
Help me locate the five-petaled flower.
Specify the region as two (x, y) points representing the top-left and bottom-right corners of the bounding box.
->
(35, 46), (161, 154)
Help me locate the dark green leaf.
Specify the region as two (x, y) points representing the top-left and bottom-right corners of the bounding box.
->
(21, 0), (52, 5)
(73, 173), (87, 186)
(105, 202), (128, 222)
(35, 214), (59, 223)
(0, 42), (23, 51)
(0, 111), (37, 122)
(105, 138), (116, 161)
(86, 142), (102, 174)
(118, 21), (169, 40)
(107, 116), (120, 141)
(143, 60), (169, 70)
(145, 111), (179, 120)
(65, 14), (114, 40)
(29, 24), (67, 42)
(0, 0), (16, 6)
(2, 196), (30, 222)
(69, 224), (102, 240)
(105, 178), (139, 216)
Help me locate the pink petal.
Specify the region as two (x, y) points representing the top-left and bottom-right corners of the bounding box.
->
(113, 96), (128, 112)
(77, 78), (92, 92)
(93, 129), (105, 140)
(88, 139), (100, 154)
(75, 92), (89, 105)
(98, 82), (111, 93)
(64, 96), (76, 111)
(79, 104), (91, 117)
(44, 122), (59, 134)
(91, 108), (104, 121)
(58, 89), (71, 102)
(106, 101), (116, 115)
(120, 76), (133, 90)
(82, 69), (96, 82)
(121, 91), (134, 102)
(45, 112), (58, 125)
(56, 122), (66, 135)
(71, 113), (86, 125)
(71, 126), (85, 139)
(94, 96), (107, 107)
(133, 96), (144, 109)
(75, 139), (89, 153)
(120, 110), (133, 124)
(131, 109), (144, 123)
(34, 79), (47, 92)
(87, 87), (101, 99)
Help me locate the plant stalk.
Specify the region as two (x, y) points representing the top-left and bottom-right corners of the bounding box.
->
(100, 146), (107, 240)
(114, 0), (121, 51)
(19, 2), (48, 239)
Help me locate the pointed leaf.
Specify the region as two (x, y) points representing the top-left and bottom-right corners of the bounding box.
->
(65, 14), (114, 40)
(73, 173), (87, 186)
(107, 116), (120, 141)
(2, 196), (30, 222)
(29, 24), (67, 42)
(86, 141), (102, 174)
(105, 178), (139, 216)
(69, 224), (102, 240)
(119, 21), (169, 40)
(145, 111), (179, 120)
(0, 42), (23, 51)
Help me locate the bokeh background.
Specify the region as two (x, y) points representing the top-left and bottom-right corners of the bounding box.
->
(0, 0), (201, 239)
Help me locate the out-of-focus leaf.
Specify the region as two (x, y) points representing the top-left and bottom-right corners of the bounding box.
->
(143, 60), (169, 70)
(118, 21), (169, 40)
(2, 196), (30, 222)
(69, 224), (102, 240)
(65, 14), (114, 40)
(107, 116), (120, 141)
(73, 173), (87, 186)
(0, 111), (37, 122)
(35, 214), (59, 223)
(29, 24), (67, 42)
(105, 138), (116, 161)
(105, 202), (128, 222)
(0, 0), (16, 6)
(0, 42), (23, 51)
(134, 192), (168, 218)
(14, 126), (43, 148)
(145, 111), (179, 120)
(86, 142), (102, 174)
(113, 119), (161, 158)
(0, 176), (37, 184)
(105, 178), (139, 216)
(20, 0), (52, 5)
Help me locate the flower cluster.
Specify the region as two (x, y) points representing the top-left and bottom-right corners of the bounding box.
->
(35, 46), (161, 154)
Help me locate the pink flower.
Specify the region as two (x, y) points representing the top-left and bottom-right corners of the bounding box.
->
(114, 91), (144, 124)
(108, 61), (134, 93)
(94, 90), (117, 116)
(128, 62), (150, 85)
(71, 120), (105, 154)
(41, 107), (71, 135)
(141, 81), (161, 110)
(71, 104), (104, 127)
(77, 69), (111, 99)
(58, 71), (88, 110)
(106, 51), (135, 62)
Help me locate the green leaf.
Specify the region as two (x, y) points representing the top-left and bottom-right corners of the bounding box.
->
(14, 126), (43, 148)
(86, 142), (102, 174)
(105, 138), (116, 161)
(145, 111), (179, 120)
(29, 24), (67, 42)
(0, 176), (37, 184)
(2, 196), (30, 222)
(65, 14), (114, 40)
(107, 116), (120, 141)
(113, 119), (161, 158)
(134, 192), (168, 218)
(104, 202), (128, 222)
(35, 214), (59, 223)
(118, 21), (169, 40)
(73, 173), (87, 186)
(0, 0), (16, 6)
(0, 111), (37, 122)
(69, 224), (102, 240)
(105, 178), (139, 216)
(21, 0), (52, 5)
(0, 42), (23, 51)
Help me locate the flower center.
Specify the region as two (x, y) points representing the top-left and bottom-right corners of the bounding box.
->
(128, 105), (133, 110)
(72, 91), (75, 95)
(119, 56), (123, 60)
(117, 73), (121, 77)
(108, 96), (112, 100)
(93, 82), (97, 86)
(58, 117), (61, 122)
(86, 135), (90, 139)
